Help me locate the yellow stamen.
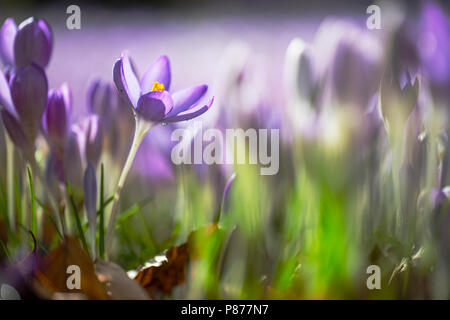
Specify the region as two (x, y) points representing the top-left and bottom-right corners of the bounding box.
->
(152, 81), (165, 91)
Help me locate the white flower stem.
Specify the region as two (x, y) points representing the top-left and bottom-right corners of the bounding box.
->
(105, 118), (155, 258)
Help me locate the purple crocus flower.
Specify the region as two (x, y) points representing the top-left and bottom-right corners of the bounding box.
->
(13, 17), (52, 69)
(113, 54), (213, 123)
(44, 83), (71, 149)
(0, 63), (48, 155)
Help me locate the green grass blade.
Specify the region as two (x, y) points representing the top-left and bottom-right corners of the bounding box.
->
(35, 197), (63, 240)
(65, 182), (88, 251)
(0, 237), (12, 262)
(27, 166), (36, 236)
(99, 163), (105, 259)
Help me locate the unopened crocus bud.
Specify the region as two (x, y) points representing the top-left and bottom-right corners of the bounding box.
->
(45, 88), (69, 147)
(331, 35), (381, 109)
(87, 79), (112, 122)
(13, 17), (52, 69)
(0, 18), (17, 67)
(10, 63), (48, 143)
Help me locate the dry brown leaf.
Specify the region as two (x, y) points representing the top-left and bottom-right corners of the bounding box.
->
(32, 237), (109, 300)
(134, 223), (224, 299)
(135, 242), (188, 299)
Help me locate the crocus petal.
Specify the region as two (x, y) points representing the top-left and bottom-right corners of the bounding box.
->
(60, 82), (71, 114)
(84, 115), (103, 167)
(0, 18), (17, 67)
(45, 89), (68, 145)
(166, 84), (208, 118)
(83, 163), (97, 224)
(164, 97), (214, 123)
(1, 109), (29, 152)
(87, 79), (101, 114)
(14, 18), (52, 68)
(141, 55), (171, 93)
(0, 70), (14, 115)
(113, 55), (140, 108)
(136, 90), (173, 122)
(10, 63), (48, 141)
(88, 79), (112, 122)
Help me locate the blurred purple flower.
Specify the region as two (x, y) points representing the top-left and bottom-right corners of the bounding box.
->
(88, 79), (113, 128)
(84, 115), (103, 167)
(331, 34), (381, 109)
(0, 63), (48, 155)
(133, 127), (174, 182)
(44, 83), (71, 148)
(87, 78), (133, 160)
(113, 54), (213, 123)
(13, 17), (52, 69)
(419, 1), (450, 104)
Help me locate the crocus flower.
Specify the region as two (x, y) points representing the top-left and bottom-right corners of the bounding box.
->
(0, 63), (48, 156)
(44, 83), (71, 149)
(87, 78), (133, 161)
(113, 54), (213, 123)
(13, 17), (52, 69)
(330, 33), (381, 109)
(87, 79), (113, 125)
(106, 54), (214, 255)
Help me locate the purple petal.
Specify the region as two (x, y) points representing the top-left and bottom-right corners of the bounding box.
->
(87, 79), (112, 122)
(45, 89), (68, 145)
(10, 63), (48, 141)
(113, 54), (140, 108)
(83, 163), (97, 224)
(1, 109), (29, 152)
(166, 84), (208, 118)
(136, 90), (173, 122)
(60, 82), (71, 114)
(87, 79), (101, 114)
(141, 55), (171, 93)
(0, 18), (17, 66)
(0, 70), (14, 115)
(163, 97), (214, 123)
(84, 115), (103, 167)
(14, 18), (53, 68)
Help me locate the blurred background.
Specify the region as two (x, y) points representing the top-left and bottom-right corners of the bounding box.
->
(0, 0), (449, 299)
